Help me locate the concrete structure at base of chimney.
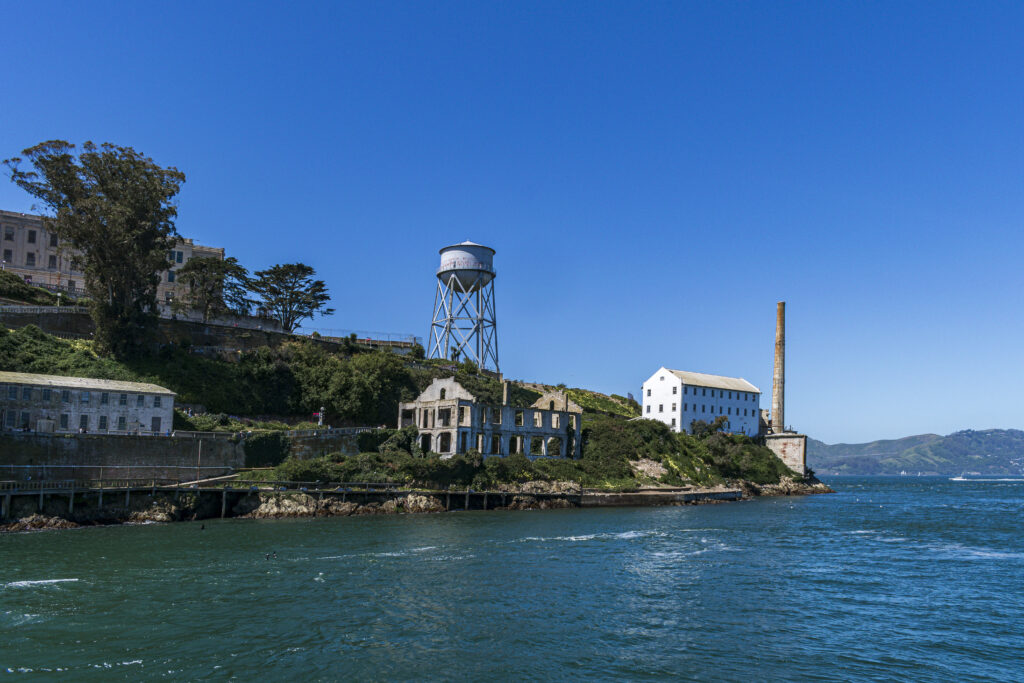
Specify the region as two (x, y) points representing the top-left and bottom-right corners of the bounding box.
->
(763, 300), (807, 476)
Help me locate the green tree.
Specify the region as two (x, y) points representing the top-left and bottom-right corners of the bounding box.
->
(4, 140), (185, 357)
(172, 256), (252, 321)
(250, 263), (334, 332)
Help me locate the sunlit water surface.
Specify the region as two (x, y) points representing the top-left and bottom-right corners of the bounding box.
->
(2, 477), (1023, 680)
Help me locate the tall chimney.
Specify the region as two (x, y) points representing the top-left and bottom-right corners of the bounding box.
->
(772, 301), (785, 434)
(502, 380), (510, 406)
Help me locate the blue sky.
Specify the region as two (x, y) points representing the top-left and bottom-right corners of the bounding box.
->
(2, 1), (1022, 443)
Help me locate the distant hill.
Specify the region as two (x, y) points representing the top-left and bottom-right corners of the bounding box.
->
(809, 429), (1024, 475)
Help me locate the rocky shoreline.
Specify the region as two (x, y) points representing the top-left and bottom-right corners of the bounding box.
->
(0, 477), (833, 533)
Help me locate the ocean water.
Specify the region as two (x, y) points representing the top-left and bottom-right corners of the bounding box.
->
(2, 477), (1023, 680)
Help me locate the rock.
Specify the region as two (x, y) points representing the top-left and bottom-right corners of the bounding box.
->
(630, 458), (668, 479)
(1, 514), (78, 532)
(404, 494), (445, 513)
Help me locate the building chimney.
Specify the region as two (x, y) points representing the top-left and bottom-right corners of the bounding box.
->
(502, 380), (510, 406)
(772, 301), (785, 434)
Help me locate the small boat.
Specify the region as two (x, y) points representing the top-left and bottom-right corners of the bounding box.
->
(949, 472), (968, 481)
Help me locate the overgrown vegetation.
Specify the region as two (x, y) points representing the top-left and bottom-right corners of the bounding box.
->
(250, 418), (794, 490)
(0, 270), (69, 306)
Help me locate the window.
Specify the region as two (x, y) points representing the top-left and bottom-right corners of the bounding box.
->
(672, 386), (677, 395)
(22, 387), (31, 400)
(41, 389), (50, 401)
(6, 386), (15, 399)
(533, 411), (543, 427)
(67, 280), (75, 292)
(101, 393), (108, 405)
(720, 406), (724, 414)
(439, 389), (446, 399)
(671, 418), (676, 427)
(702, 388), (706, 396)
(514, 410), (524, 426)
(702, 405), (706, 413)
(646, 389), (651, 397)
(659, 376), (664, 381)
(3, 249), (12, 262)
(20, 411), (30, 428)
(658, 404), (663, 413)
(25, 253), (35, 267)
(5, 411), (15, 427)
(137, 394), (144, 407)
(176, 251), (183, 263)
(81, 391), (90, 403)
(79, 414), (89, 430)
(27, 230), (36, 244)
(49, 233), (58, 247)
(48, 255), (57, 269)
(119, 394), (127, 406)
(59, 414), (68, 430)
(728, 407), (731, 415)
(3, 227), (12, 241)
(117, 416), (126, 430)
(99, 416), (108, 430)
(62, 390), (70, 403)
(728, 392), (732, 399)
(671, 403), (676, 411)
(153, 396), (161, 408)
(646, 405), (651, 414)
(168, 270), (175, 282)
(684, 403), (688, 411)
(151, 416), (162, 432)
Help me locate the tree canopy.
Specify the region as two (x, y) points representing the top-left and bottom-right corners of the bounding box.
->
(250, 262), (334, 332)
(4, 140), (185, 357)
(172, 256), (252, 322)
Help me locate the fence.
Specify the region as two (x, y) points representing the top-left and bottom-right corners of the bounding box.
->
(0, 305), (90, 315)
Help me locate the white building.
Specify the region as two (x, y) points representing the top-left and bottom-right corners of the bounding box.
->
(0, 371), (175, 435)
(641, 367), (760, 437)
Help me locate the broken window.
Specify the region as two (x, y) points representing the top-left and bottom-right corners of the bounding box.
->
(491, 434), (501, 455)
(552, 414), (560, 429)
(515, 410), (524, 427)
(438, 408), (451, 427)
(533, 411), (542, 428)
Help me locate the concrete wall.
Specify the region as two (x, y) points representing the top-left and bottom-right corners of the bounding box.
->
(0, 308), (344, 354)
(765, 433), (807, 476)
(642, 367), (760, 436)
(0, 432), (244, 480)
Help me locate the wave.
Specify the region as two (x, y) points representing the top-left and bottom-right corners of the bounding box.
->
(510, 530), (666, 544)
(4, 578), (79, 589)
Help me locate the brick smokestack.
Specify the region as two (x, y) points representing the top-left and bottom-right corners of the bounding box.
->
(772, 301), (785, 434)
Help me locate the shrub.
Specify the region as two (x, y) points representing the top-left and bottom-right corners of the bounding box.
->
(243, 432), (292, 467)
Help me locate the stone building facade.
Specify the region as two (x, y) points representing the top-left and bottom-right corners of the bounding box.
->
(0, 371), (175, 435)
(398, 378), (582, 458)
(0, 208), (224, 308)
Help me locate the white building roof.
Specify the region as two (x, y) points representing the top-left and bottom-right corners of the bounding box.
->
(664, 369), (759, 394)
(0, 371), (176, 395)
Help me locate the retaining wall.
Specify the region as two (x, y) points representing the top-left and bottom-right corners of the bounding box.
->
(0, 432), (244, 480)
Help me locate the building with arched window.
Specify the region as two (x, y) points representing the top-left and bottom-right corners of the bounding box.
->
(398, 377), (582, 458)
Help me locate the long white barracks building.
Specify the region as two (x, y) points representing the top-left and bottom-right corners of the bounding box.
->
(641, 367), (761, 436)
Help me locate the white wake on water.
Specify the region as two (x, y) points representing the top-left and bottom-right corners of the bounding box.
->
(4, 578), (80, 589)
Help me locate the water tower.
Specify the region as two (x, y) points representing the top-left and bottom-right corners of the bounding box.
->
(428, 241), (499, 372)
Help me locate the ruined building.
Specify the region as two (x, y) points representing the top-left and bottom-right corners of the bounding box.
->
(398, 377), (582, 458)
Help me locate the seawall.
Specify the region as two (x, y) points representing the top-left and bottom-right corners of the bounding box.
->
(0, 432), (244, 480)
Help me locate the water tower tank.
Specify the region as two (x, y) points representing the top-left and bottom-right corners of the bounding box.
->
(437, 241), (495, 293)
